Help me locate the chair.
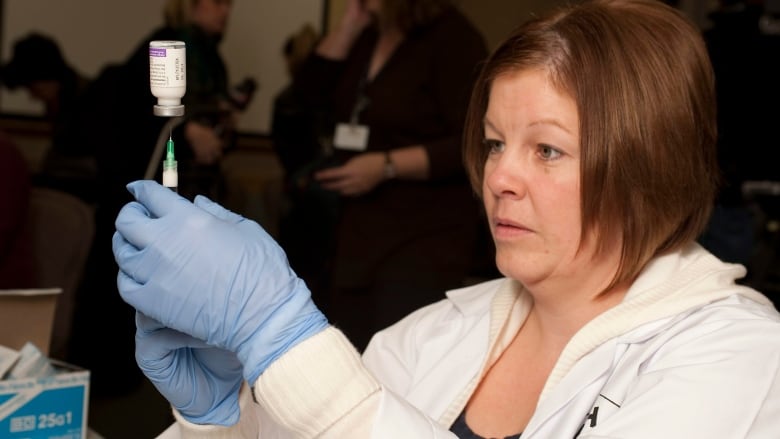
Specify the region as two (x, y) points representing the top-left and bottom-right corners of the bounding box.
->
(28, 187), (95, 359)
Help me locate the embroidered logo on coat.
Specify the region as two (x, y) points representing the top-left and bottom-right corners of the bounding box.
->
(576, 393), (621, 436)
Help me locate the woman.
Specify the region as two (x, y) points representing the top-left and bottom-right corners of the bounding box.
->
(0, 33), (95, 202)
(283, 0), (490, 350)
(113, 0), (780, 437)
(157, 0), (238, 199)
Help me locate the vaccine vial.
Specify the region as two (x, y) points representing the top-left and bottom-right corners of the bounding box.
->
(149, 40), (186, 117)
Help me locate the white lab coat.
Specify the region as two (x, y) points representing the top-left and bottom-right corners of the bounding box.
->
(162, 243), (780, 438)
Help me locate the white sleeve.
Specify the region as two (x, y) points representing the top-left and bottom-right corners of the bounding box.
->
(165, 383), (260, 439)
(157, 326), (460, 438)
(252, 326), (461, 438)
(252, 327), (380, 436)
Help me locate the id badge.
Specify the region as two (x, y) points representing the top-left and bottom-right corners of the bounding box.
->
(334, 123), (370, 151)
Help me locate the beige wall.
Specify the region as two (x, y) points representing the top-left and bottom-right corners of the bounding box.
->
(328, 0), (348, 31)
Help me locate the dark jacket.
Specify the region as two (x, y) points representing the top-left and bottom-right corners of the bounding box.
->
(292, 7), (490, 348)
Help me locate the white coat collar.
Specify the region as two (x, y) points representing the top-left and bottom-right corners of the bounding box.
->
(522, 243), (771, 437)
(541, 242), (769, 398)
(434, 243), (771, 434)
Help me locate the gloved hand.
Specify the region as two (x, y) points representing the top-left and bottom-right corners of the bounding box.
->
(113, 180), (329, 385)
(135, 312), (243, 426)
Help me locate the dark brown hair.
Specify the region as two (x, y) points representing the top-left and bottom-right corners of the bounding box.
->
(463, 0), (718, 289)
(382, 0), (452, 34)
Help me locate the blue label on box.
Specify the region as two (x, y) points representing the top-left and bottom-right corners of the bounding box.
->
(0, 386), (84, 438)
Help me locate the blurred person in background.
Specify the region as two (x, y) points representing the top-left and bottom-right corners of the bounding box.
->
(0, 33), (96, 203)
(102, 0), (246, 203)
(288, 0), (490, 350)
(271, 24), (339, 306)
(271, 23), (320, 180)
(68, 0), (252, 398)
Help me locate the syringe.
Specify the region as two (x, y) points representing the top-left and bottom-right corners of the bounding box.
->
(162, 134), (178, 192)
(148, 39), (185, 190)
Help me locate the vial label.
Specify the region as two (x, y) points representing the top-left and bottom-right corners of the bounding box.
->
(149, 46), (186, 88)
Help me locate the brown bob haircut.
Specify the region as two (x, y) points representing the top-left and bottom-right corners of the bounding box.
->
(463, 0), (719, 289)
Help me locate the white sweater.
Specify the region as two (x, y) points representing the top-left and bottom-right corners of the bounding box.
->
(162, 242), (780, 438)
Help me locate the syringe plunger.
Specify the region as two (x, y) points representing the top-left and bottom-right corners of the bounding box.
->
(162, 136), (178, 191)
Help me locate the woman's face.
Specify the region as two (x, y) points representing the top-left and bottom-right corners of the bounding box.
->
(191, 0), (232, 37)
(482, 69), (597, 292)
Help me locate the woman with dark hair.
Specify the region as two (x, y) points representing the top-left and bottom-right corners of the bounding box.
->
(118, 0), (238, 200)
(114, 1), (780, 437)
(283, 0), (490, 351)
(0, 33), (95, 202)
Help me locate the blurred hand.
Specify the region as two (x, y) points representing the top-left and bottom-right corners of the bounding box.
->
(317, 0), (373, 59)
(340, 0), (373, 36)
(185, 121), (224, 165)
(314, 152), (386, 196)
(113, 181), (329, 384)
(135, 312), (243, 426)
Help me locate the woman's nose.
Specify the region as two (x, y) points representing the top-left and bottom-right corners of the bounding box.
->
(484, 153), (527, 199)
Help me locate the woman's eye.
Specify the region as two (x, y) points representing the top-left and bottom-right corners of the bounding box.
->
(538, 144), (562, 161)
(483, 138), (505, 153)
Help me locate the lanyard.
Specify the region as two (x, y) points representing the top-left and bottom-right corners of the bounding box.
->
(349, 70), (371, 125)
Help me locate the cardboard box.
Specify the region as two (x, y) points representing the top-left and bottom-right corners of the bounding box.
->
(0, 289), (90, 439)
(0, 361), (89, 439)
(0, 289), (61, 356)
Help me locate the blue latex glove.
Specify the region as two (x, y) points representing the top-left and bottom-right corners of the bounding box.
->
(113, 180), (329, 384)
(135, 312), (243, 426)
